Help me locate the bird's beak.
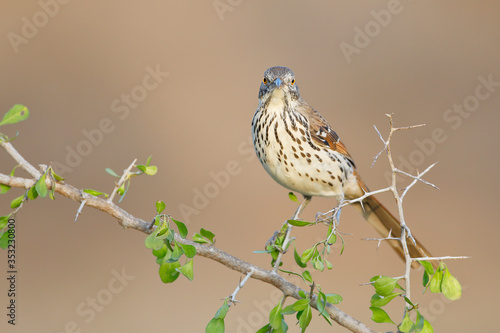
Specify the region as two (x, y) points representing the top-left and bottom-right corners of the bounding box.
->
(274, 78), (283, 88)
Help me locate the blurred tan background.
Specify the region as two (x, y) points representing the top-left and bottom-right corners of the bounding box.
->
(1, 1), (499, 332)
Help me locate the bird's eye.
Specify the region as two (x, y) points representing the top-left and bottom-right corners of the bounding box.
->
(263, 77), (268, 84)
(291, 79), (295, 85)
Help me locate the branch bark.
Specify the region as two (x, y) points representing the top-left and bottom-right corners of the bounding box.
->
(0, 140), (376, 333)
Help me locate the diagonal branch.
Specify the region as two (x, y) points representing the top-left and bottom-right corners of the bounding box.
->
(0, 140), (376, 333)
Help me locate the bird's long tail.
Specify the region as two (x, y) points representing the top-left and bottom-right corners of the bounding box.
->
(350, 195), (438, 269)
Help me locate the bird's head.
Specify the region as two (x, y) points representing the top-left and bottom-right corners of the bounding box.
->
(258, 66), (301, 103)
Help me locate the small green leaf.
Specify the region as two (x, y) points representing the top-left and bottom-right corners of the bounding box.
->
(144, 165), (157, 175)
(35, 172), (48, 198)
(214, 300), (229, 319)
(200, 228), (215, 243)
(173, 219), (188, 238)
(281, 304), (296, 315)
(0, 104), (29, 126)
(117, 183), (125, 195)
(206, 318), (224, 333)
(0, 214), (12, 229)
(374, 276), (398, 296)
(418, 260), (435, 275)
(269, 302), (283, 329)
(176, 259), (194, 280)
(298, 305), (312, 330)
(159, 261), (180, 283)
(370, 293), (401, 307)
(10, 195), (24, 208)
(179, 242), (196, 258)
(398, 312), (414, 333)
(415, 311), (425, 332)
(421, 319), (434, 333)
(288, 192), (299, 203)
(298, 290), (307, 299)
(302, 270), (313, 284)
(50, 168), (65, 181)
(83, 189), (109, 198)
(369, 306), (394, 324)
(429, 269), (443, 293)
(0, 232), (9, 249)
(300, 247), (315, 264)
(287, 219), (314, 226)
(156, 201), (166, 214)
(27, 186), (38, 200)
(294, 246), (307, 268)
(152, 244), (167, 259)
(105, 168), (120, 177)
(325, 293), (342, 304)
(423, 270), (430, 288)
(441, 267), (462, 300)
(0, 184), (11, 194)
(292, 299), (310, 311)
(193, 233), (210, 244)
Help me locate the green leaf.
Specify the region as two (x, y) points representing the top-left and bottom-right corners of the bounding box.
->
(316, 291), (327, 316)
(281, 304), (296, 315)
(441, 267), (462, 300)
(294, 246), (307, 268)
(193, 233), (210, 244)
(27, 186), (38, 200)
(302, 270), (313, 284)
(105, 168), (119, 177)
(164, 241), (184, 263)
(370, 293), (401, 307)
(429, 269), (443, 293)
(205, 318), (224, 333)
(288, 192), (299, 203)
(300, 247), (315, 264)
(179, 242), (196, 258)
(156, 201), (166, 214)
(144, 165), (157, 175)
(83, 189), (109, 198)
(325, 293), (342, 304)
(50, 168), (65, 181)
(173, 219), (188, 238)
(415, 311), (425, 332)
(325, 259), (333, 270)
(0, 232), (9, 249)
(369, 306), (394, 324)
(298, 290), (307, 299)
(0, 215), (11, 229)
(298, 305), (312, 330)
(152, 244), (167, 259)
(35, 172), (48, 198)
(215, 300), (229, 319)
(287, 219), (314, 226)
(10, 195), (24, 208)
(421, 319), (434, 333)
(200, 228), (215, 243)
(398, 312), (414, 333)
(269, 302), (283, 329)
(418, 260), (435, 275)
(312, 257), (324, 271)
(0, 104), (29, 126)
(374, 276), (398, 296)
(159, 261), (180, 283)
(0, 184), (11, 194)
(176, 259), (194, 280)
(292, 299), (310, 312)
(423, 270), (430, 288)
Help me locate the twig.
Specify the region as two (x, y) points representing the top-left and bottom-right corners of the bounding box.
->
(74, 198), (87, 223)
(272, 196), (310, 273)
(228, 268), (255, 306)
(108, 159), (137, 203)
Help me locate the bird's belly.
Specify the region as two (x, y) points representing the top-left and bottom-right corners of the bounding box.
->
(261, 133), (351, 199)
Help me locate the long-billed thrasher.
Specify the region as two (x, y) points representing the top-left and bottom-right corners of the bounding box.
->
(251, 66), (433, 267)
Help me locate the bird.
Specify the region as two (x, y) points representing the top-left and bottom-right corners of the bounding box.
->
(251, 66), (435, 268)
